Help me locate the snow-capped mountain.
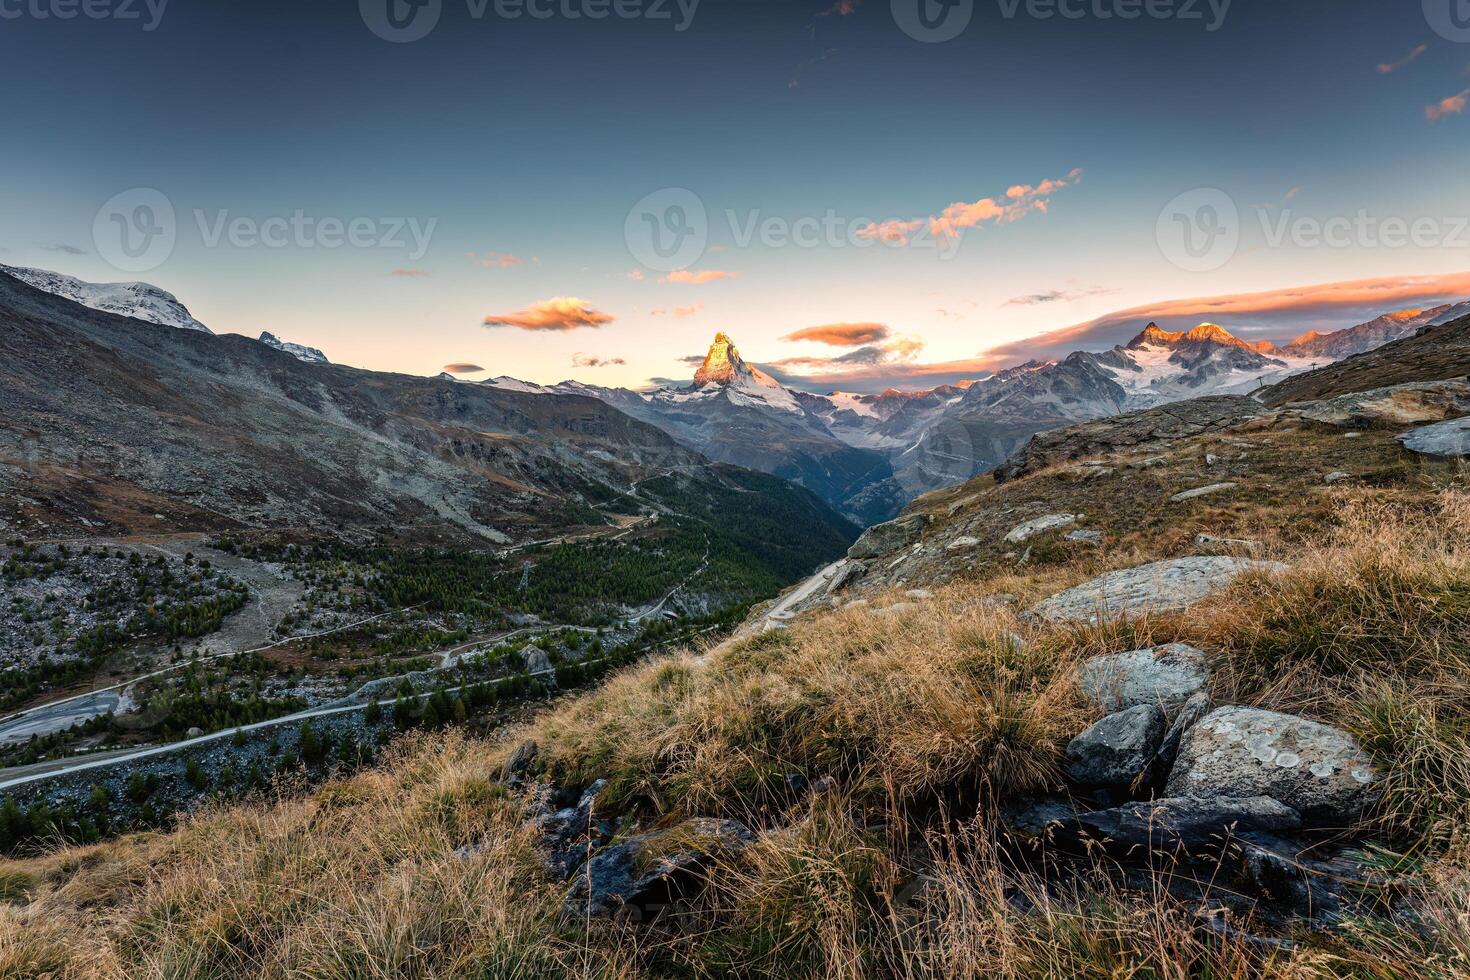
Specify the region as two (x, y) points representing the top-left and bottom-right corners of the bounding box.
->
(1079, 321), (1321, 406)
(1427, 302), (1470, 327)
(258, 331), (329, 364)
(0, 264), (211, 334)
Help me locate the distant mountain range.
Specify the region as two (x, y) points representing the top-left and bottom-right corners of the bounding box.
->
(462, 304), (1462, 521)
(10, 262), (1463, 527)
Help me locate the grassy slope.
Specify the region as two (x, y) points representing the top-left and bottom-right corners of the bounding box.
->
(2, 426), (1469, 978)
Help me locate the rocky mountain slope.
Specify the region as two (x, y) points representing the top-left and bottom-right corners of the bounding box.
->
(1261, 311), (1470, 407)
(0, 263), (212, 334)
(1276, 305), (1453, 360)
(0, 270), (852, 549)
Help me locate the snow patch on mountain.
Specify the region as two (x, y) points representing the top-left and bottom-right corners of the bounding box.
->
(2, 264), (211, 334)
(258, 332), (329, 364)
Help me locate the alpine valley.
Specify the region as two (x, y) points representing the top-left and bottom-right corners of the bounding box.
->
(464, 304), (1470, 523)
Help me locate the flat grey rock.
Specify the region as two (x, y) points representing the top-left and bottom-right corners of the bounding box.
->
(1397, 417), (1470, 459)
(1170, 482), (1237, 503)
(1034, 558), (1287, 624)
(1077, 643), (1211, 713)
(1011, 795), (1301, 854)
(1004, 513), (1081, 543)
(1165, 706), (1379, 826)
(1065, 704), (1166, 790)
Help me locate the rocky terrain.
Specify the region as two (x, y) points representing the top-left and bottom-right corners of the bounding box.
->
(1, 309), (1466, 978)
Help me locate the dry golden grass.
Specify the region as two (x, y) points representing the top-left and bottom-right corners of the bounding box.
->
(2, 445), (1469, 978)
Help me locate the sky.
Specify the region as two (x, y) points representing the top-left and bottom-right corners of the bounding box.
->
(2, 0), (1469, 393)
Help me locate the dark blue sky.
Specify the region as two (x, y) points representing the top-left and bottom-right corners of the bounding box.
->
(3, 0), (1468, 389)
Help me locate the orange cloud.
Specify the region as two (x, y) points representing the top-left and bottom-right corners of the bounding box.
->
(782, 322), (891, 346)
(661, 269), (738, 284)
(1377, 43), (1428, 74)
(480, 253), (523, 268)
(856, 169), (1083, 246)
(442, 363), (484, 373)
(1427, 89), (1470, 122)
(483, 297), (615, 332)
(389, 268), (430, 277)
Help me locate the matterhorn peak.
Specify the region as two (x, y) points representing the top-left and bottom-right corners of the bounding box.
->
(693, 332), (752, 387)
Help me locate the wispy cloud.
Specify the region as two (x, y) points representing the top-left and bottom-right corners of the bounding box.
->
(390, 267), (430, 278)
(483, 297), (615, 332)
(478, 252), (523, 268)
(782, 322), (890, 346)
(651, 304), (702, 319)
(1250, 186), (1301, 210)
(1002, 285), (1118, 307)
(627, 269), (645, 281)
(768, 336), (923, 372)
(571, 353), (626, 368)
(818, 0), (860, 15)
(442, 362), (485, 374)
(1427, 88), (1470, 121)
(1377, 44), (1428, 74)
(856, 169), (1083, 246)
(42, 243), (87, 255)
(661, 269), (737, 285)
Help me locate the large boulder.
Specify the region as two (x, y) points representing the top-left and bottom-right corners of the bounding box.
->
(1034, 558), (1286, 624)
(521, 644), (553, 675)
(847, 513), (930, 559)
(1076, 643), (1211, 713)
(1010, 795), (1301, 855)
(1397, 417), (1470, 459)
(562, 818), (754, 920)
(1165, 706), (1379, 825)
(1064, 704), (1166, 790)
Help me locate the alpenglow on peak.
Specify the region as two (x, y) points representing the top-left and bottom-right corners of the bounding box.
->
(693, 332), (750, 387)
